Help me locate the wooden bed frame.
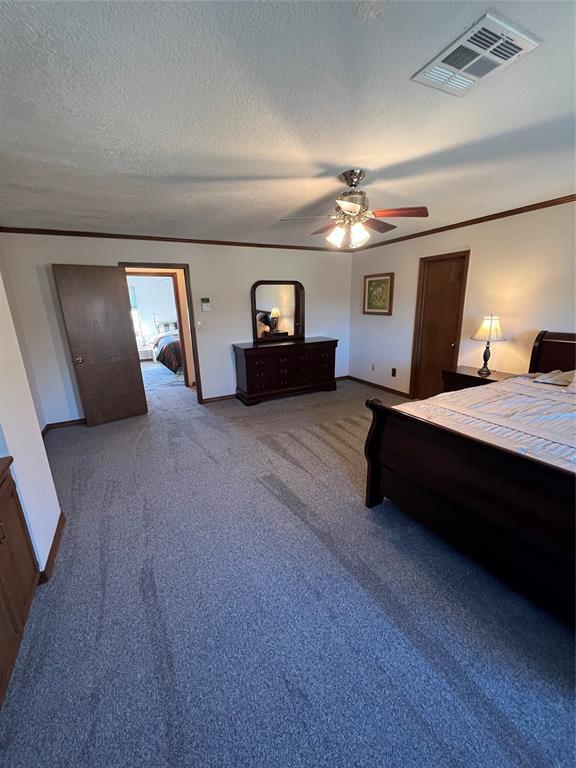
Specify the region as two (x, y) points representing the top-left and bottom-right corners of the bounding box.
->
(364, 331), (576, 623)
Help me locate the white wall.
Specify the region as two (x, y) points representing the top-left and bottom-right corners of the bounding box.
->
(0, 272), (61, 569)
(0, 235), (351, 427)
(1, 202), (573, 430)
(350, 204), (576, 394)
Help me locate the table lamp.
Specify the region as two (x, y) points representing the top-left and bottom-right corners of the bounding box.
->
(270, 307), (281, 331)
(471, 315), (505, 377)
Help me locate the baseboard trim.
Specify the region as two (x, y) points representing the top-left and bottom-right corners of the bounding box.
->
(201, 378), (408, 401)
(39, 512), (66, 584)
(344, 375), (409, 398)
(201, 394), (236, 403)
(42, 418), (87, 438)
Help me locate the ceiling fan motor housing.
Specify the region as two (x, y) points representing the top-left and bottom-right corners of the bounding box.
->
(338, 168), (366, 188)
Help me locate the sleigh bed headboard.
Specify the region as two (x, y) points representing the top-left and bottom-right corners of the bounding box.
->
(529, 331), (576, 373)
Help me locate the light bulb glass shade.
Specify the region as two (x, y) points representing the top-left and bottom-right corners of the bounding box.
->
(349, 221), (370, 249)
(270, 307), (280, 318)
(326, 225), (346, 248)
(471, 315), (505, 342)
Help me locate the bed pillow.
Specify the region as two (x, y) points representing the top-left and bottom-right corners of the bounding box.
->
(566, 374), (576, 394)
(534, 369), (575, 386)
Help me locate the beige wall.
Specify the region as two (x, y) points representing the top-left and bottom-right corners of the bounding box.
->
(1, 202), (573, 432)
(0, 272), (61, 568)
(0, 235), (351, 428)
(349, 203), (576, 393)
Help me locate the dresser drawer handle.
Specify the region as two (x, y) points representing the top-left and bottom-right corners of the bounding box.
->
(0, 522), (6, 545)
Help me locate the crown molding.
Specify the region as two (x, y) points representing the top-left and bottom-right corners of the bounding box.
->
(362, 193), (576, 250)
(0, 194), (573, 252)
(0, 226), (344, 252)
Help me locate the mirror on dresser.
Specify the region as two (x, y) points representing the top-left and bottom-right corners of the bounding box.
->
(251, 281), (304, 343)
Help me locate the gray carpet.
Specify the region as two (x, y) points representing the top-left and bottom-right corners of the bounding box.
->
(0, 364), (573, 768)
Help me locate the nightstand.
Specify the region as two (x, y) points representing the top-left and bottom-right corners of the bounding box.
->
(442, 366), (515, 392)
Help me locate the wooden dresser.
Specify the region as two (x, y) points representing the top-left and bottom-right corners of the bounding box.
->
(233, 337), (338, 405)
(0, 457), (39, 705)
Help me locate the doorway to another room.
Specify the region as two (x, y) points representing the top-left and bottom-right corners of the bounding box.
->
(124, 266), (197, 397)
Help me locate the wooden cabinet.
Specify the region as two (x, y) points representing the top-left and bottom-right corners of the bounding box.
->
(233, 337), (338, 405)
(442, 366), (514, 392)
(0, 457), (39, 705)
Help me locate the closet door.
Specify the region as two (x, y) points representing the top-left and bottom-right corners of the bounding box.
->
(53, 265), (148, 426)
(409, 251), (470, 399)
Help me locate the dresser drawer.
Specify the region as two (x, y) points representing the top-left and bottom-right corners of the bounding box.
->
(234, 338), (338, 405)
(0, 474), (38, 627)
(0, 459), (39, 706)
(0, 583), (19, 697)
(247, 354), (296, 390)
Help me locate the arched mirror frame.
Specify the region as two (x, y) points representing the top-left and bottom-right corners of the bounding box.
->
(251, 280), (305, 344)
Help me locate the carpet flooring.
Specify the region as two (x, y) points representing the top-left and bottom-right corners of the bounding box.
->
(0, 364), (573, 768)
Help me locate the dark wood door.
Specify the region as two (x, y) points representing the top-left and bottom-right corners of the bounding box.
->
(53, 265), (148, 426)
(410, 251), (470, 400)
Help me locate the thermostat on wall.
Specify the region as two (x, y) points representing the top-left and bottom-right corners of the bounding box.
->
(201, 298), (211, 312)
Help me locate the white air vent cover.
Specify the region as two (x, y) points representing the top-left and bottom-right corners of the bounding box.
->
(412, 13), (539, 97)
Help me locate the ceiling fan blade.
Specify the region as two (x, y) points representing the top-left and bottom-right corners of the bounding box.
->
(282, 189), (342, 222)
(364, 219), (397, 234)
(280, 216), (333, 221)
(336, 199), (362, 215)
(371, 207), (429, 218)
(311, 223), (336, 235)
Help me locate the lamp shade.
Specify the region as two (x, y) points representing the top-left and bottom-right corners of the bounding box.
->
(270, 307), (281, 319)
(471, 315), (505, 342)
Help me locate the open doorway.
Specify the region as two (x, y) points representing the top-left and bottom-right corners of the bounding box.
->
(123, 265), (200, 399)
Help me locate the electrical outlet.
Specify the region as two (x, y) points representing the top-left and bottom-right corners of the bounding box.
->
(391, 368), (397, 377)
(371, 364), (375, 371)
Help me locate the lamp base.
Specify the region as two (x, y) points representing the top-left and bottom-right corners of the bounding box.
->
(477, 341), (491, 377)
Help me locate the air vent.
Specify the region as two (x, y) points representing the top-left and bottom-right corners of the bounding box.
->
(412, 13), (539, 97)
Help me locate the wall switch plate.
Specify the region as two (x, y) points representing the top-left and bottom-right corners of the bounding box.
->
(391, 368), (397, 377)
(200, 297), (211, 312)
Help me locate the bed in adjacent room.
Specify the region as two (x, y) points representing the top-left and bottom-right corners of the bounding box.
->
(153, 332), (182, 374)
(364, 331), (576, 621)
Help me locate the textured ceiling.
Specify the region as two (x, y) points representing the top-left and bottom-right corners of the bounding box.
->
(0, 1), (574, 247)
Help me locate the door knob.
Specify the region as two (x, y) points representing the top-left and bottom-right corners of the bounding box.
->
(75, 356), (84, 364)
(450, 343), (456, 348)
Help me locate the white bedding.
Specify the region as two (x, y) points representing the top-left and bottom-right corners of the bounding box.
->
(394, 376), (576, 472)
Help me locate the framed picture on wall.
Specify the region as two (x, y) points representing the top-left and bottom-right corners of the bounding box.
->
(363, 273), (394, 315)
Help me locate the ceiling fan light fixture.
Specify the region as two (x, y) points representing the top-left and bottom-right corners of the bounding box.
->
(291, 169), (429, 246)
(326, 224), (346, 248)
(350, 221), (370, 248)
